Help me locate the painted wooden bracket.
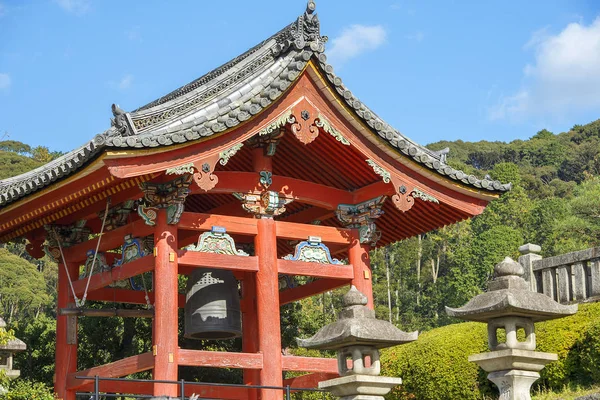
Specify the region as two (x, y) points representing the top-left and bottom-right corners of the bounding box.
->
(290, 99), (320, 145)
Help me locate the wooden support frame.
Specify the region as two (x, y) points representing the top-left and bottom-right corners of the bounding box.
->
(178, 350), (263, 369)
(277, 259), (353, 280)
(67, 352), (155, 391)
(283, 372), (338, 389)
(72, 255), (154, 297)
(178, 250), (259, 272)
(282, 356), (338, 374)
(178, 212), (258, 236)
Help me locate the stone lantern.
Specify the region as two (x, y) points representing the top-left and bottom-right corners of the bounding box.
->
(446, 257), (577, 400)
(298, 286), (418, 400)
(0, 317), (26, 392)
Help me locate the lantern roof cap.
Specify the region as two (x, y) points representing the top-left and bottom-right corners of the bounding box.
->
(446, 257), (577, 322)
(298, 286), (418, 350)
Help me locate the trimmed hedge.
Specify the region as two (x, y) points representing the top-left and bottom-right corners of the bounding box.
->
(381, 302), (600, 400)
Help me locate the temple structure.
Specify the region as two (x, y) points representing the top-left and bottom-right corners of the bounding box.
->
(0, 2), (509, 399)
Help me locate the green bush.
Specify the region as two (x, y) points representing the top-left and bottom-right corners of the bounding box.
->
(1, 379), (54, 400)
(381, 302), (600, 400)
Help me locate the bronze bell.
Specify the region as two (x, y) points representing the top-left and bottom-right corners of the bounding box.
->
(184, 268), (242, 340)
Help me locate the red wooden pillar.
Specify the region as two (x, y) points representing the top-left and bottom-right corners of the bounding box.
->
(152, 209), (179, 396)
(255, 218), (283, 399)
(242, 272), (259, 400)
(348, 231), (374, 309)
(55, 262), (78, 400)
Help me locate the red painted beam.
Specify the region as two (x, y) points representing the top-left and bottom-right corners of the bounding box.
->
(277, 259), (354, 280)
(67, 352), (154, 390)
(282, 356), (338, 374)
(72, 255), (154, 297)
(83, 288), (187, 307)
(276, 221), (352, 244)
(178, 250), (259, 272)
(74, 380), (153, 395)
(178, 212), (258, 236)
(283, 372), (338, 389)
(280, 278), (352, 305)
(65, 219), (154, 263)
(178, 349), (263, 369)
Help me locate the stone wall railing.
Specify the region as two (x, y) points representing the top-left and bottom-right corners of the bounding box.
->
(518, 244), (600, 304)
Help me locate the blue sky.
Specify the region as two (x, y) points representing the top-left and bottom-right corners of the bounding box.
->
(1, 0), (600, 152)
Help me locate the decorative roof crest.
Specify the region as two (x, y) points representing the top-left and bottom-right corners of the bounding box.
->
(274, 1), (327, 55)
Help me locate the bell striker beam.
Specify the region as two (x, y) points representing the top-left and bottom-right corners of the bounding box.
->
(55, 262), (78, 400)
(152, 209), (179, 396)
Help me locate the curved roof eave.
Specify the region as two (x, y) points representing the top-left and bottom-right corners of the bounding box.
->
(0, 1), (510, 208)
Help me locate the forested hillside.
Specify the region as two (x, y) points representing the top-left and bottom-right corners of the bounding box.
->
(1, 119), (600, 395)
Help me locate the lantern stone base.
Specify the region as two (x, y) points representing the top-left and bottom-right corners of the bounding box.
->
(469, 349), (558, 400)
(318, 374), (402, 400)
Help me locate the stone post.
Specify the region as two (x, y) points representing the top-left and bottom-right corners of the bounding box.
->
(518, 244), (542, 292)
(446, 258), (577, 400)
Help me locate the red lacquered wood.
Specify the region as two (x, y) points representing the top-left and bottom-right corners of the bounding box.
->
(281, 356), (338, 373)
(152, 210), (179, 396)
(276, 220), (352, 244)
(65, 219), (154, 264)
(72, 255), (154, 297)
(67, 352), (155, 390)
(277, 259), (354, 280)
(348, 230), (374, 309)
(283, 372), (338, 389)
(177, 250), (259, 271)
(178, 212), (258, 236)
(178, 350), (263, 369)
(242, 272), (260, 400)
(255, 218), (283, 399)
(279, 278), (352, 305)
(55, 262), (78, 400)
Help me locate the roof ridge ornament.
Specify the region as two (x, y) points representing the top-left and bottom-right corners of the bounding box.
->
(274, 1), (327, 55)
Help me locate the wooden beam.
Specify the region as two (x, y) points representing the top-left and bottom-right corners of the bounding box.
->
(178, 350), (263, 369)
(282, 356), (338, 374)
(283, 372), (338, 389)
(74, 380), (153, 395)
(65, 219), (154, 263)
(178, 212), (258, 236)
(59, 308), (154, 318)
(281, 207), (335, 225)
(280, 279), (351, 305)
(72, 255), (154, 297)
(178, 250), (259, 272)
(276, 221), (352, 244)
(84, 288), (186, 308)
(205, 172), (354, 210)
(277, 259), (354, 280)
(67, 352), (154, 390)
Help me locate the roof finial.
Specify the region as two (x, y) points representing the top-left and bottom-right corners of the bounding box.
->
(307, 1), (316, 14)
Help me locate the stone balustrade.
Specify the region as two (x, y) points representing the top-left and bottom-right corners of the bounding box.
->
(518, 244), (600, 304)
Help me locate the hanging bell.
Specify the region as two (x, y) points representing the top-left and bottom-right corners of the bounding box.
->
(184, 268), (242, 340)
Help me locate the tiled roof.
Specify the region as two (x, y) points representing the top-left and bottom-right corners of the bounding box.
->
(0, 1), (510, 207)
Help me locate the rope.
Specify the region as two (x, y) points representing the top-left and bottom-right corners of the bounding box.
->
(54, 228), (81, 307)
(81, 198), (111, 306)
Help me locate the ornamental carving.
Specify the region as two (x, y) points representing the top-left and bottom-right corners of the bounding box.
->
(283, 236), (343, 265)
(110, 104), (137, 137)
(274, 0), (327, 54)
(192, 155), (220, 192)
(315, 114), (350, 145)
(98, 200), (138, 231)
(187, 226), (249, 257)
(366, 159), (391, 184)
(113, 234), (150, 291)
(234, 191), (293, 219)
(138, 175), (192, 225)
(336, 196), (386, 246)
(289, 100), (320, 145)
(390, 177), (415, 213)
(412, 188), (439, 204)
(43, 220), (91, 261)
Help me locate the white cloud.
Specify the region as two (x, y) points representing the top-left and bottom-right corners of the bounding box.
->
(54, 0), (91, 15)
(327, 24), (387, 66)
(0, 73), (10, 91)
(118, 74), (133, 90)
(489, 17), (600, 121)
